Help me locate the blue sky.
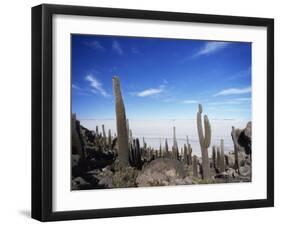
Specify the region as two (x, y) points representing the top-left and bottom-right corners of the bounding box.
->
(72, 34), (251, 120)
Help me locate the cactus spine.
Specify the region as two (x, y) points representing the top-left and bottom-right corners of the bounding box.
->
(197, 104), (211, 179)
(113, 76), (129, 167)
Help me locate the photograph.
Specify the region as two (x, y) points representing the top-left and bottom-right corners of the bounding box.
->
(71, 34), (252, 190)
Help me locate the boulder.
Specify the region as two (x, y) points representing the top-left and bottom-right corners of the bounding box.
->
(136, 158), (194, 187)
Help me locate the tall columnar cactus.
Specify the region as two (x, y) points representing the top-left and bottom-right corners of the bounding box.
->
(102, 124), (107, 145)
(196, 104), (211, 179)
(108, 129), (112, 149)
(165, 138), (169, 158)
(72, 113), (85, 159)
(113, 76), (129, 167)
(216, 146), (221, 172)
(212, 146), (216, 168)
(192, 155), (198, 177)
(159, 140), (162, 158)
(187, 143), (192, 165)
(220, 139), (225, 172)
(143, 137), (147, 149)
(172, 126), (179, 160)
(95, 125), (99, 135)
(183, 144), (188, 164)
(231, 126), (241, 170)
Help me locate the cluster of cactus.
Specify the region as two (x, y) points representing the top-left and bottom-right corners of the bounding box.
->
(196, 104), (211, 179)
(89, 76), (249, 181)
(184, 136), (193, 165)
(211, 139), (230, 173)
(73, 75), (252, 186)
(129, 138), (142, 169)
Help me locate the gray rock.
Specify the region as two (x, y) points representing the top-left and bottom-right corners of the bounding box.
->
(136, 158), (194, 187)
(239, 165), (251, 177)
(72, 177), (90, 190)
(72, 154), (80, 167)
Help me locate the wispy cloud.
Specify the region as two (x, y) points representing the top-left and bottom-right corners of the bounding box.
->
(234, 97), (251, 101)
(227, 67), (251, 80)
(72, 84), (80, 90)
(85, 74), (110, 97)
(84, 40), (105, 51)
(135, 84), (165, 97)
(208, 101), (243, 106)
(182, 100), (198, 104)
(214, 86), (251, 96)
(194, 41), (230, 57)
(207, 97), (251, 106)
(112, 40), (123, 55)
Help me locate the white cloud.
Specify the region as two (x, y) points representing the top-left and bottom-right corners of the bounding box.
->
(234, 97), (251, 101)
(208, 97), (251, 106)
(84, 41), (105, 51)
(194, 41), (229, 57)
(227, 67), (251, 80)
(208, 101), (242, 106)
(112, 40), (123, 55)
(137, 88), (163, 97)
(214, 86), (251, 96)
(72, 84), (80, 90)
(182, 100), (198, 104)
(85, 75), (109, 97)
(136, 84), (165, 97)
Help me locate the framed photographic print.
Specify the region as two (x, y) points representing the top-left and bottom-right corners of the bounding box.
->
(32, 4), (274, 221)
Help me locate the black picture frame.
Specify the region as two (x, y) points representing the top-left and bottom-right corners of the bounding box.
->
(32, 4), (274, 222)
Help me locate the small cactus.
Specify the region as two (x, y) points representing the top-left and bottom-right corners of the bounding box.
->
(113, 76), (129, 167)
(197, 104), (211, 179)
(159, 140), (162, 158)
(129, 138), (142, 169)
(220, 139), (225, 172)
(192, 155), (198, 177)
(165, 138), (169, 158)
